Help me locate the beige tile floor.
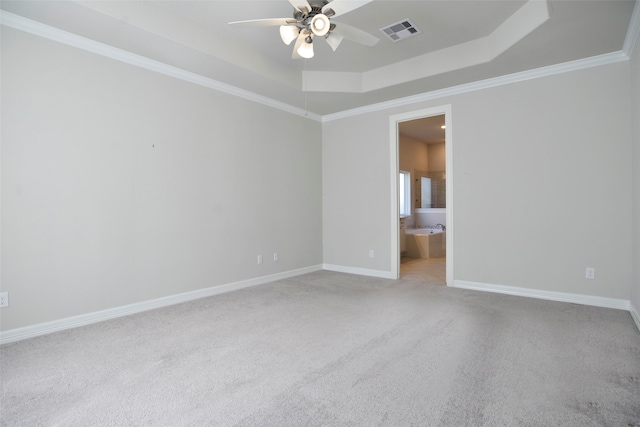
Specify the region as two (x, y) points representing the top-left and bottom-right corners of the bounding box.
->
(400, 255), (446, 284)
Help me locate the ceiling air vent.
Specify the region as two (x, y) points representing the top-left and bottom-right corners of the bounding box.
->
(380, 19), (422, 42)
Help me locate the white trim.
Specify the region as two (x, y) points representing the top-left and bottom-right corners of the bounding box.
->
(323, 51), (628, 122)
(630, 302), (640, 333)
(0, 11), (322, 122)
(390, 119), (400, 279)
(389, 106), (453, 285)
(623, 0), (640, 56)
(322, 264), (396, 280)
(306, 0), (550, 94)
(444, 110), (453, 286)
(2, 11), (631, 124)
(453, 280), (631, 311)
(1, 11), (631, 124)
(0, 265), (323, 345)
(415, 208), (447, 214)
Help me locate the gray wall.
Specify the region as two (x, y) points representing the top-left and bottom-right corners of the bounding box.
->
(323, 113), (393, 272)
(2, 21), (637, 333)
(1, 28), (323, 330)
(323, 61), (633, 300)
(631, 29), (640, 315)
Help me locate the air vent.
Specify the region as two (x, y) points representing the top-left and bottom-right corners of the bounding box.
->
(380, 19), (422, 42)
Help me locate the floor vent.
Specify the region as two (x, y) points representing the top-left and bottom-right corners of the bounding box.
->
(380, 19), (422, 42)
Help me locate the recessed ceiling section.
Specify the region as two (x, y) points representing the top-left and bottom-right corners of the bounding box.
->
(303, 0), (550, 93)
(1, 0), (635, 116)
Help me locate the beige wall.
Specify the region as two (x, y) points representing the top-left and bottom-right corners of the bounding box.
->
(323, 61), (633, 299)
(399, 134), (429, 175)
(1, 28), (323, 330)
(399, 134), (428, 226)
(428, 142), (446, 172)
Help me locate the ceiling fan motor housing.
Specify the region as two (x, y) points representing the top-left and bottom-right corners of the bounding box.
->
(293, 1), (334, 36)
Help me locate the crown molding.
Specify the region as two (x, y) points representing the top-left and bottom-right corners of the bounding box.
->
(305, 0), (550, 94)
(0, 10), (630, 125)
(0, 11), (322, 122)
(322, 50), (629, 122)
(623, 0), (640, 56)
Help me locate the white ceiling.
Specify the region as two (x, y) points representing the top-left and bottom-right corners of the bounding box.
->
(1, 0), (636, 116)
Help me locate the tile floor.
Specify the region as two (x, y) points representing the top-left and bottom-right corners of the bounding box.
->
(400, 255), (446, 284)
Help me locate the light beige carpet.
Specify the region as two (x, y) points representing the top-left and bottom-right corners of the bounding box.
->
(1, 271), (639, 426)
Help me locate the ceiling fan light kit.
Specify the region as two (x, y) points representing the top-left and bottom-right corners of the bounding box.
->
(295, 30), (313, 59)
(325, 32), (343, 51)
(298, 43), (314, 58)
(310, 14), (330, 37)
(280, 25), (299, 45)
(229, 0), (379, 59)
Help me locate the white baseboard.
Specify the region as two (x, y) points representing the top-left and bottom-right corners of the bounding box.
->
(453, 280), (631, 311)
(0, 265), (323, 345)
(4, 268), (634, 345)
(322, 264), (396, 279)
(630, 302), (640, 333)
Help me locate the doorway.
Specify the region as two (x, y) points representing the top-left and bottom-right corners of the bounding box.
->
(389, 105), (453, 284)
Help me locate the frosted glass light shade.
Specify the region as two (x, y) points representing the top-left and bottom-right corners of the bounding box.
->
(310, 14), (330, 37)
(325, 33), (343, 51)
(297, 41), (314, 58)
(280, 25), (299, 45)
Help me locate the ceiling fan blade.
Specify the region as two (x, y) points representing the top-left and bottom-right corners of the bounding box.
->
(322, 0), (373, 18)
(291, 31), (307, 59)
(228, 18), (294, 27)
(288, 0), (312, 14)
(325, 32), (344, 51)
(331, 23), (379, 47)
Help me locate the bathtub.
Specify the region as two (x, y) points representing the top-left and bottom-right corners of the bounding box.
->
(404, 228), (446, 259)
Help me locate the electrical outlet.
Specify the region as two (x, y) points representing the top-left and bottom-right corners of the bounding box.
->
(0, 292), (8, 308)
(273, 252), (278, 261)
(585, 267), (595, 280)
(369, 249), (375, 258)
(257, 255), (263, 265)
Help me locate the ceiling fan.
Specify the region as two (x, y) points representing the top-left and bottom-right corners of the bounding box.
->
(228, 0), (379, 59)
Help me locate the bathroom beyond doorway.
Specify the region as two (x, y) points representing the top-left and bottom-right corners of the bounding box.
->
(398, 112), (447, 283)
(390, 105), (452, 283)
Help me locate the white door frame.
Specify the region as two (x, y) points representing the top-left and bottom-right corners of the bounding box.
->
(389, 105), (453, 284)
